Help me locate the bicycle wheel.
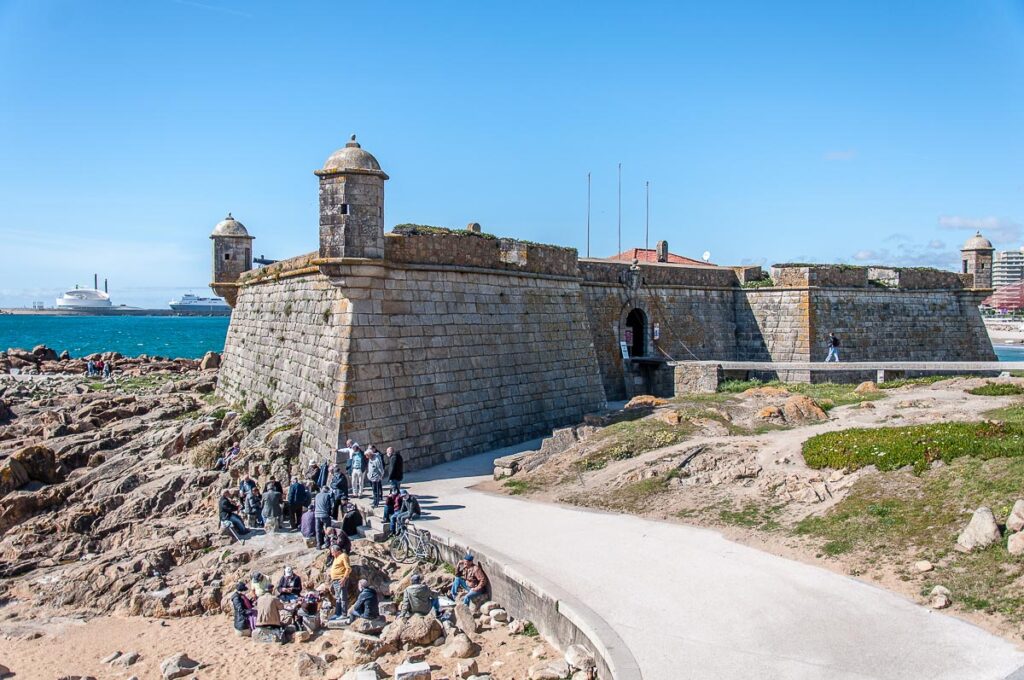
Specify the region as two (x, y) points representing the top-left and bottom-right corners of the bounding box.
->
(389, 534), (411, 562)
(425, 542), (441, 566)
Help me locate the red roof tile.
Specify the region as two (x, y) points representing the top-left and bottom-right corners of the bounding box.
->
(607, 248), (715, 267)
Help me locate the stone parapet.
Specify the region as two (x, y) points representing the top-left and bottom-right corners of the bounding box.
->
(385, 230), (578, 277)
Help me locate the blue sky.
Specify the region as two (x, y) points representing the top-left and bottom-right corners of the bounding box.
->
(1, 0), (1022, 307)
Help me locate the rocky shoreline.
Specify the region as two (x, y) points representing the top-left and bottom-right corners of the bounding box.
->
(0, 349), (581, 680)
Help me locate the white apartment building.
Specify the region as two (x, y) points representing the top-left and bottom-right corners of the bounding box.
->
(993, 248), (1024, 288)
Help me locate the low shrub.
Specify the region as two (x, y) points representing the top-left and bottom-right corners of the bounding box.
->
(967, 383), (1024, 397)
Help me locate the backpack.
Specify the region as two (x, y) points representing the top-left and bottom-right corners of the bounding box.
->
(832, 336), (840, 347)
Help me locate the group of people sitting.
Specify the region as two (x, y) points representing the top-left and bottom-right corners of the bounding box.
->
(218, 440), (491, 640)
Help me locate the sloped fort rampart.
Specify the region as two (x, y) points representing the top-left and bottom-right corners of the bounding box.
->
(211, 138), (995, 469)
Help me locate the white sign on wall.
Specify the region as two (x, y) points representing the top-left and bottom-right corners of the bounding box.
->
(619, 341), (630, 360)
(653, 323), (661, 340)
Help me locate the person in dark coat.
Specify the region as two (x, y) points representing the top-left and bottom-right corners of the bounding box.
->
(389, 490), (421, 535)
(313, 487), (333, 549)
(231, 582), (255, 636)
(218, 489), (247, 535)
(385, 447), (403, 494)
(262, 485), (283, 532)
(277, 566), (302, 603)
(299, 507), (316, 540)
(325, 526), (352, 555)
(341, 502), (363, 538)
(239, 474), (257, 495)
(264, 475), (283, 495)
(348, 579), (380, 621)
(287, 478), (309, 531)
(328, 465), (349, 518)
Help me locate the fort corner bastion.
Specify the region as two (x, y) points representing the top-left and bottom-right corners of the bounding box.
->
(210, 136), (996, 470)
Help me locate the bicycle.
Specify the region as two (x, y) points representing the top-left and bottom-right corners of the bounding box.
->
(388, 519), (440, 565)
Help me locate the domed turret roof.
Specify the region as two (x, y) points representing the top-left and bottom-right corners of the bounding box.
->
(318, 135), (387, 177)
(962, 231), (993, 251)
(210, 213), (251, 238)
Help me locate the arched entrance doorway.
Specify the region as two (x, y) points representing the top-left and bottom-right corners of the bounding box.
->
(625, 308), (647, 357)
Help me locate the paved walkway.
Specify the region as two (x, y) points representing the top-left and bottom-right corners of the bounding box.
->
(403, 444), (1024, 680)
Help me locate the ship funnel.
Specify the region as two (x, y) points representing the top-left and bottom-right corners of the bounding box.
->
(104, 278), (108, 293)
(94, 274), (98, 290)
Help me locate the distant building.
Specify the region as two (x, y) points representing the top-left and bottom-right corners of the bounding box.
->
(606, 240), (714, 267)
(992, 248), (1024, 288)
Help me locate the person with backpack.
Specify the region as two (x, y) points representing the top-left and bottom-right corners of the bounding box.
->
(825, 332), (841, 363)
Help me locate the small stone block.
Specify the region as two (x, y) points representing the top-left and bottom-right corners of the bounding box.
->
(395, 661), (432, 679)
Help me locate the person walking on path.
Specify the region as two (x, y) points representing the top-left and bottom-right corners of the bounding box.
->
(328, 544), (351, 620)
(825, 332), (841, 363)
(385, 447), (403, 494)
(313, 486), (333, 549)
(366, 447), (385, 507)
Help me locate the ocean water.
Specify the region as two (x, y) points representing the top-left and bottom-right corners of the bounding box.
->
(0, 315), (230, 359)
(994, 344), (1024, 362)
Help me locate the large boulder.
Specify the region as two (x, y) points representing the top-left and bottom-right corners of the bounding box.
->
(442, 633), (479, 659)
(782, 395), (828, 423)
(11, 445), (60, 484)
(31, 345), (58, 362)
(454, 603), (479, 635)
(199, 352), (221, 370)
(0, 458), (30, 497)
(382, 614), (444, 647)
(1008, 532), (1024, 556)
(529, 661), (571, 680)
(160, 652), (200, 679)
(564, 644), (596, 672)
(341, 631), (396, 664)
(956, 507), (1002, 552)
(1007, 500), (1024, 533)
(294, 652), (327, 677)
(853, 381), (880, 395)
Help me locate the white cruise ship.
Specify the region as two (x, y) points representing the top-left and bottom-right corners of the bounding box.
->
(169, 294), (230, 313)
(55, 279), (113, 311)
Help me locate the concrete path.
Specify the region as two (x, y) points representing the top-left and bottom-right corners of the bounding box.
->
(403, 444), (1024, 680)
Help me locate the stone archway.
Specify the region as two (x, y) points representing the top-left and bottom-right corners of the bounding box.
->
(625, 308), (648, 357)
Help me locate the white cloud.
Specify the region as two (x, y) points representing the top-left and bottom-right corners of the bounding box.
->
(852, 249), (877, 261)
(847, 241), (959, 270)
(927, 239), (945, 249)
(824, 150), (857, 161)
(938, 216), (1021, 245)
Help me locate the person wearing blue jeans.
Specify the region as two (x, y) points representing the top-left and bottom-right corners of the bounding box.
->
(450, 554), (489, 605)
(389, 490), (421, 535)
(825, 332), (840, 362)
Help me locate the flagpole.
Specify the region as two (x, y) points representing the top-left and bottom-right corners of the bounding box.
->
(617, 163), (622, 259)
(645, 180), (650, 252)
(586, 172), (591, 258)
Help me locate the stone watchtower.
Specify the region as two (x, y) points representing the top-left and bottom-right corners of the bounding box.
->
(314, 135), (389, 260)
(209, 213), (254, 307)
(961, 231), (994, 289)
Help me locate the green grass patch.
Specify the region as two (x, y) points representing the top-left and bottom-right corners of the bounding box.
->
(984, 402), (1024, 424)
(718, 503), (784, 531)
(522, 622), (539, 637)
(795, 457), (1024, 620)
(968, 382), (1024, 396)
(718, 379), (883, 409)
(573, 419), (692, 472)
(802, 421), (1024, 473)
(876, 375), (960, 389)
(503, 479), (538, 495)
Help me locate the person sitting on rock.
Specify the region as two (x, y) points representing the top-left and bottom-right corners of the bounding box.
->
(348, 579), (380, 621)
(299, 505), (317, 543)
(277, 566), (302, 603)
(313, 486), (334, 550)
(218, 489), (248, 536)
(400, 573), (438, 618)
(389, 490), (422, 536)
(231, 582), (255, 636)
(215, 442), (240, 471)
(287, 477), (309, 531)
(262, 483), (283, 533)
(328, 464), (349, 518)
(451, 554), (489, 605)
(340, 501), (363, 538)
(324, 526), (352, 555)
(328, 544), (351, 621)
(254, 589), (286, 641)
(250, 570), (271, 597)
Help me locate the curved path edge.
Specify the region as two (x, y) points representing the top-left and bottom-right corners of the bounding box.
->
(427, 522), (643, 680)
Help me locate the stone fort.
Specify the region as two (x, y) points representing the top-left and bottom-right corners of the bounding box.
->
(211, 136), (996, 469)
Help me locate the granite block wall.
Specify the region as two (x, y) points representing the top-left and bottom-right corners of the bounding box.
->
(341, 264), (607, 468)
(217, 273), (351, 462)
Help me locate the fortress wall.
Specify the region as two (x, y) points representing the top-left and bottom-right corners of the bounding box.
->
(808, 289), (996, 362)
(581, 283), (739, 400)
(337, 263), (607, 469)
(736, 289), (813, 362)
(217, 273), (351, 462)
(385, 232), (578, 277)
